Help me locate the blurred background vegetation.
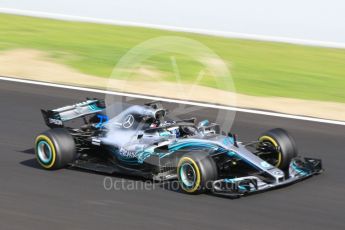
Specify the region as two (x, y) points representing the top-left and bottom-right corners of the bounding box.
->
(1, 13), (344, 103)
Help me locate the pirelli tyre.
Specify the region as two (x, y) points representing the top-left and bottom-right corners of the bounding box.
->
(35, 128), (76, 170)
(177, 152), (218, 194)
(258, 128), (298, 170)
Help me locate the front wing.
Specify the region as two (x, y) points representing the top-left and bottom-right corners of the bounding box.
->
(211, 157), (323, 197)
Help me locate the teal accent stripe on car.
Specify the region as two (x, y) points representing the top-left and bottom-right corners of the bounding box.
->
(88, 104), (103, 111)
(291, 162), (308, 176)
(169, 142), (218, 152)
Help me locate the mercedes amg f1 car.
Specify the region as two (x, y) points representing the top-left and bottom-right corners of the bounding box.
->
(34, 99), (322, 197)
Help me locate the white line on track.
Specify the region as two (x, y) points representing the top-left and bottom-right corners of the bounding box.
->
(1, 8), (345, 49)
(1, 76), (344, 126)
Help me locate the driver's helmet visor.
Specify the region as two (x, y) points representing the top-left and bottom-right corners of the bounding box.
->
(155, 109), (166, 119)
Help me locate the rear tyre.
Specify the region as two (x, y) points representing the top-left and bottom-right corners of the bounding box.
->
(258, 128), (297, 170)
(177, 152), (218, 194)
(35, 128), (76, 170)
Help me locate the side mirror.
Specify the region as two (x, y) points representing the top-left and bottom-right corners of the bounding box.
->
(228, 132), (238, 147)
(198, 119), (209, 127)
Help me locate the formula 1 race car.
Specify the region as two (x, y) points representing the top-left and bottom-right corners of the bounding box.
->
(34, 99), (323, 197)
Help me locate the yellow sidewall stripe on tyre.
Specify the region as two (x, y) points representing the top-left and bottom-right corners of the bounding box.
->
(259, 135), (282, 167)
(178, 157), (201, 193)
(35, 135), (56, 169)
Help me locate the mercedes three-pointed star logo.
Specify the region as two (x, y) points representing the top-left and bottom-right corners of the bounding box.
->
(122, 114), (134, 128)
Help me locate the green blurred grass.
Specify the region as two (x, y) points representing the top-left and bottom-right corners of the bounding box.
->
(1, 13), (345, 102)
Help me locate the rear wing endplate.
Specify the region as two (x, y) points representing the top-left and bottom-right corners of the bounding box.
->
(41, 99), (105, 128)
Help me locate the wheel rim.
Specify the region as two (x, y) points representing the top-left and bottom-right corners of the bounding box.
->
(180, 162), (196, 188)
(262, 141), (281, 166)
(259, 136), (282, 167)
(37, 141), (52, 164)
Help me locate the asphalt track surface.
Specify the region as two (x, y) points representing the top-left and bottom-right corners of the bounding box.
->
(0, 80), (344, 230)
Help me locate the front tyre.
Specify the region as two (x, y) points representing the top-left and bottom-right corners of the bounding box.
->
(35, 128), (76, 170)
(258, 128), (298, 170)
(177, 152), (218, 194)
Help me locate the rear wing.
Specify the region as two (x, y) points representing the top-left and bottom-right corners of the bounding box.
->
(41, 99), (105, 128)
